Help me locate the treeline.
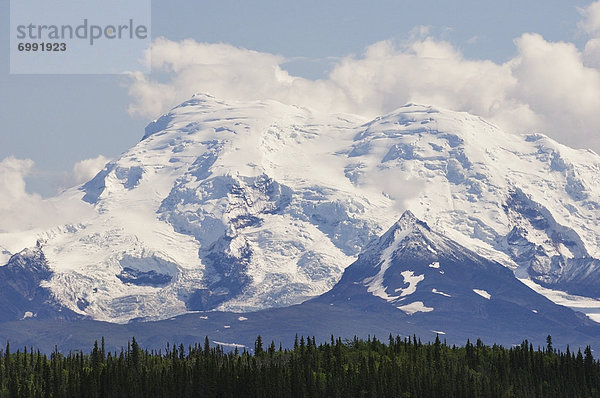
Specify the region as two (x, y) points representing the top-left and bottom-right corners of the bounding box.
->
(0, 334), (599, 397)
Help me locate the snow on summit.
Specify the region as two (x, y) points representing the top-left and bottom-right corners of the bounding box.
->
(3, 93), (600, 323)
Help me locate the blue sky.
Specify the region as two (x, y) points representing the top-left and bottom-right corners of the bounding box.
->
(1, 0), (599, 198)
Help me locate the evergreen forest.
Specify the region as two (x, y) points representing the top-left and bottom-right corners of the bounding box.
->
(0, 334), (598, 397)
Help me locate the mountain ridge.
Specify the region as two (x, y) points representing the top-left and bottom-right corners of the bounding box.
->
(1, 94), (600, 324)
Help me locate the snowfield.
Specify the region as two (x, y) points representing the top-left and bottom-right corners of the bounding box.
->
(2, 93), (600, 323)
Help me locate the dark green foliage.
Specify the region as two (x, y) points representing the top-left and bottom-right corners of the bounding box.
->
(0, 335), (599, 397)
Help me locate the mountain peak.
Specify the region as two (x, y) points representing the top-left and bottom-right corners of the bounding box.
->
(324, 199), (600, 348)
(394, 210), (431, 232)
(190, 92), (215, 99)
(7, 93), (600, 323)
(399, 209), (416, 221)
(355, 211), (443, 271)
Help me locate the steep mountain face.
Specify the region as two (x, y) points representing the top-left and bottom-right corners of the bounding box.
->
(346, 105), (600, 296)
(27, 95), (390, 323)
(2, 94), (600, 323)
(322, 211), (598, 343)
(0, 244), (80, 322)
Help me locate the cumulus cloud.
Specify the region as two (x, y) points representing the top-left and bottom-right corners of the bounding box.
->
(0, 157), (94, 238)
(0, 157), (36, 211)
(128, 4), (600, 154)
(127, 39), (295, 118)
(0, 156), (58, 234)
(509, 34), (600, 143)
(66, 155), (109, 187)
(127, 37), (516, 121)
(584, 38), (600, 68)
(581, 2), (600, 69)
(369, 168), (425, 213)
(579, 1), (600, 36)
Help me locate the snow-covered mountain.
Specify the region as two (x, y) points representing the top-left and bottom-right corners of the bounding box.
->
(322, 210), (598, 343)
(2, 93), (600, 323)
(2, 211), (599, 352)
(0, 244), (80, 322)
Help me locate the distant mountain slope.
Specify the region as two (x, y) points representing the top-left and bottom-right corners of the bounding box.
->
(2, 94), (600, 322)
(320, 211), (599, 343)
(1, 212), (598, 353)
(0, 245), (80, 322)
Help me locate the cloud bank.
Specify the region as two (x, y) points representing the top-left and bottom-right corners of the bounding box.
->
(0, 156), (103, 237)
(128, 1), (600, 153)
(0, 156), (65, 239)
(0, 157), (36, 213)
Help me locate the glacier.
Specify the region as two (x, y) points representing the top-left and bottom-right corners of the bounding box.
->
(2, 93), (600, 323)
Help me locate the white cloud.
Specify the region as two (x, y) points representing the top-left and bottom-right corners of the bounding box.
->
(467, 36), (481, 45)
(579, 1), (600, 36)
(0, 157), (94, 237)
(508, 34), (600, 147)
(127, 39), (296, 119)
(368, 168), (425, 213)
(67, 155), (109, 187)
(0, 157), (35, 211)
(584, 38), (600, 68)
(0, 156), (58, 233)
(326, 38), (517, 119)
(127, 36), (516, 121)
(580, 2), (600, 69)
(128, 6), (600, 154)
